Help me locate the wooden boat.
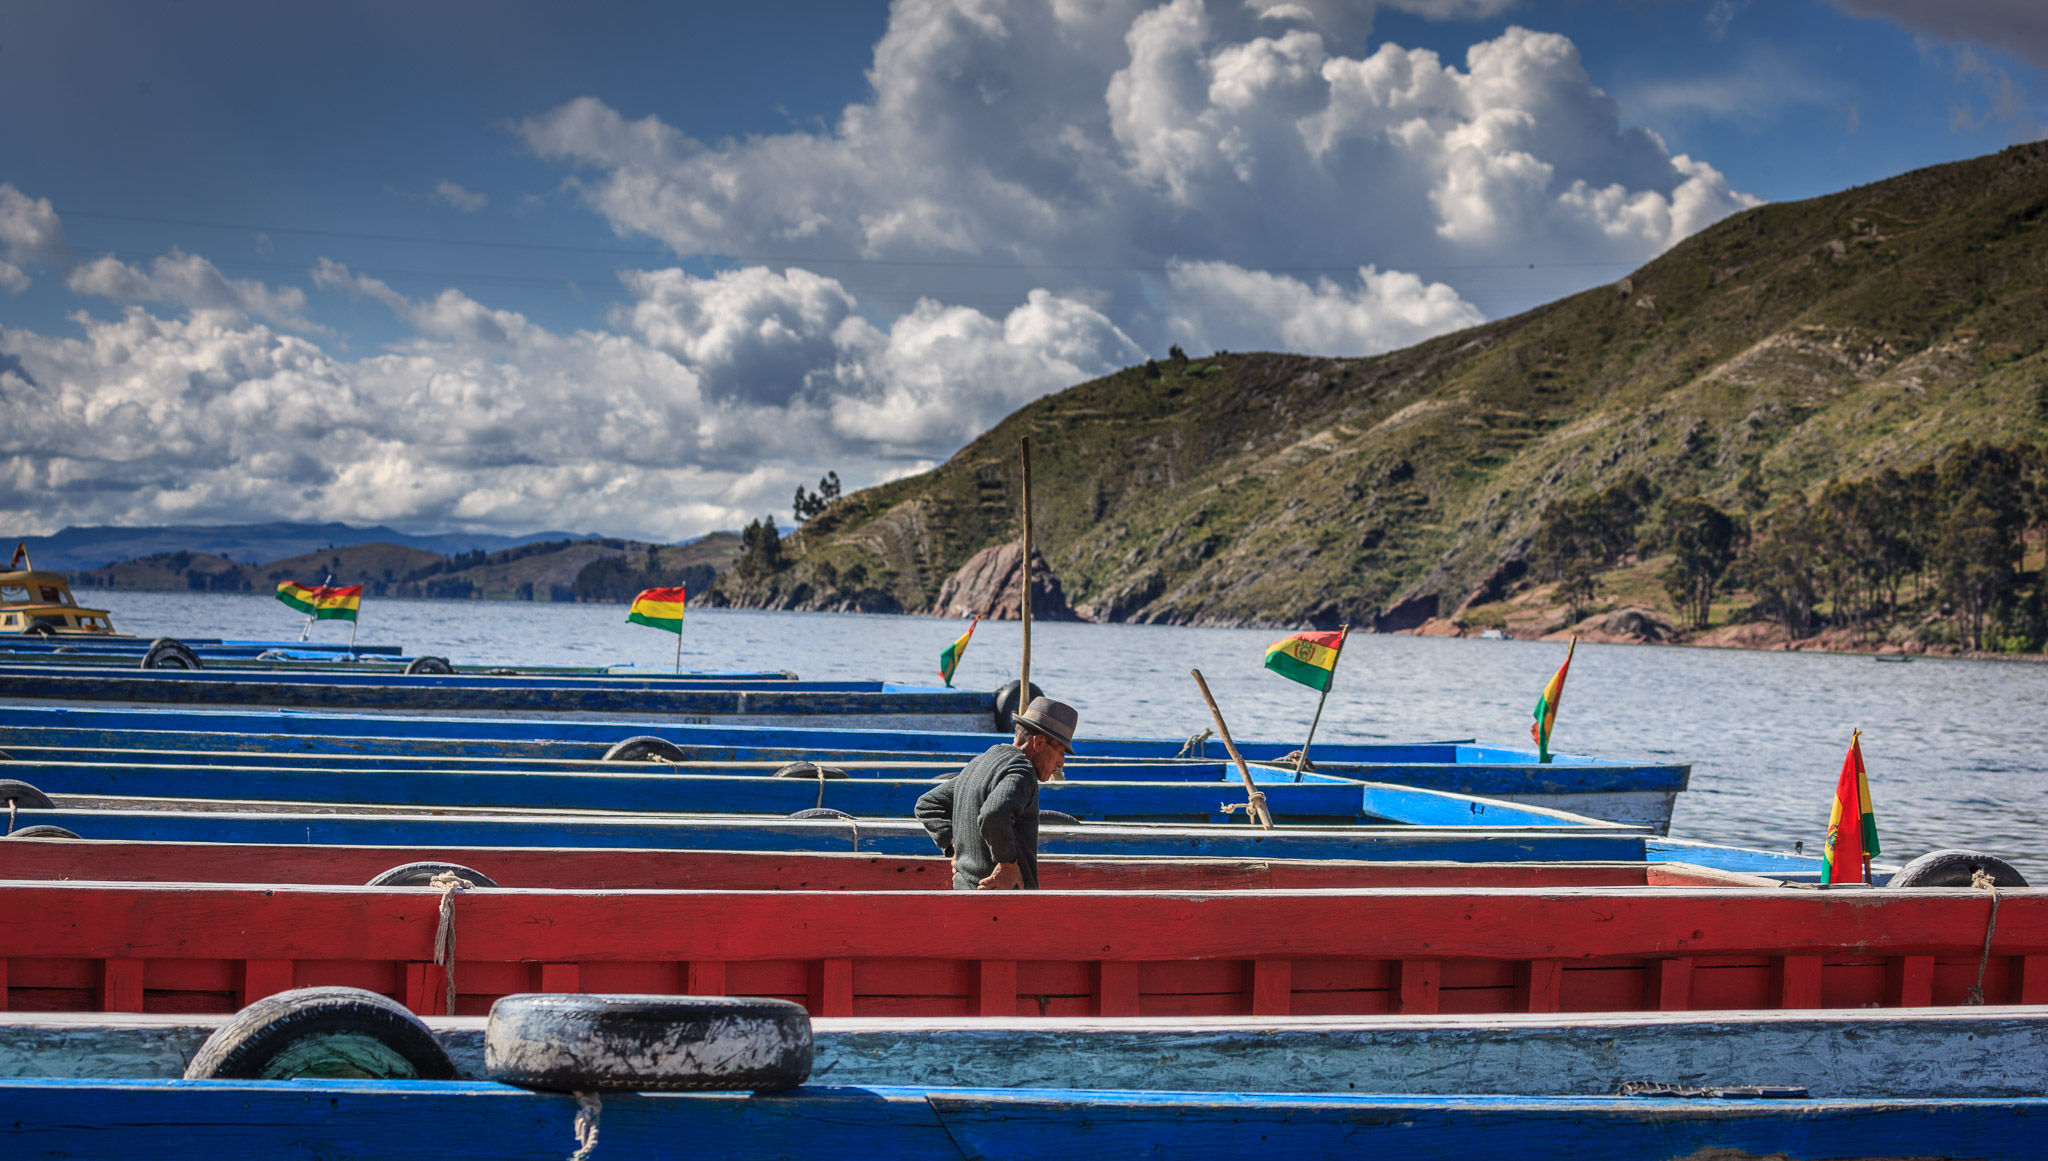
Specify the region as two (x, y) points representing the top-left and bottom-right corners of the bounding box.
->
(6, 1077), (2043, 1161)
(0, 705), (1689, 830)
(3, 805), (1667, 863)
(0, 756), (1623, 828)
(0, 560), (123, 639)
(0, 666), (992, 729)
(0, 872), (2030, 1019)
(8, 1005), (2045, 1099)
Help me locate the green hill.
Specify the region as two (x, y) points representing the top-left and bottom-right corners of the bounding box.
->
(710, 143), (2048, 636)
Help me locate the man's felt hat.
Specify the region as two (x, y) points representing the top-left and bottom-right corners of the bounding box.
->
(1013, 696), (1079, 753)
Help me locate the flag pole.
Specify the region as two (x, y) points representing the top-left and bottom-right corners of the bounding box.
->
(1292, 624), (1348, 783)
(1019, 435), (1033, 699)
(674, 618), (683, 675)
(300, 572), (331, 643)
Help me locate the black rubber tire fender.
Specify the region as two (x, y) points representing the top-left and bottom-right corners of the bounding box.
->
(184, 986), (456, 1080)
(22, 622), (56, 638)
(603, 735), (688, 762)
(6, 824), (80, 839)
(1888, 849), (2030, 888)
(787, 807), (856, 820)
(140, 637), (202, 670)
(773, 761), (848, 780)
(993, 679), (1044, 734)
(365, 861), (500, 889)
(0, 779), (53, 810)
(1039, 809), (1082, 827)
(485, 993), (812, 1092)
(403, 656), (455, 676)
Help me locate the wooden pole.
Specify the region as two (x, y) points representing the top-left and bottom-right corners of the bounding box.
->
(1019, 435), (1032, 700)
(1293, 624), (1348, 783)
(1191, 668), (1273, 829)
(674, 623), (683, 676)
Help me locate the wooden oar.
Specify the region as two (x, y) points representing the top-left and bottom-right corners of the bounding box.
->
(1190, 668), (1273, 829)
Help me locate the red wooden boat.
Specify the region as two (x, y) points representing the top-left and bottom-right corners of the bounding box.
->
(0, 853), (2037, 1022)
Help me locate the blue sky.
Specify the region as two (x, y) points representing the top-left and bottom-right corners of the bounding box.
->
(2, 0), (2044, 541)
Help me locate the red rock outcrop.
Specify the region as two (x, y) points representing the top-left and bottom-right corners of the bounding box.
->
(932, 541), (1076, 620)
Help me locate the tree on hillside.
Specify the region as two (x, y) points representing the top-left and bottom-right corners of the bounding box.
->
(1647, 497), (1740, 630)
(793, 471), (843, 523)
(734, 516), (785, 580)
(1739, 502), (1819, 638)
(1530, 472), (1659, 624)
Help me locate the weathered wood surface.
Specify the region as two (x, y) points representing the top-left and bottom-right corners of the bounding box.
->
(4, 1077), (2046, 1161)
(2, 760), (1610, 828)
(0, 840), (1748, 890)
(6, 1008), (2047, 1098)
(1, 879), (2040, 1018)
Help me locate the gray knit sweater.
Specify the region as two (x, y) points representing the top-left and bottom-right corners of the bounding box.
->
(913, 743), (1041, 890)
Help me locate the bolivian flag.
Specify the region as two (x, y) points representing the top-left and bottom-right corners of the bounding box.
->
(939, 616), (979, 687)
(627, 586), (687, 633)
(1820, 730), (1881, 884)
(276, 581), (362, 622)
(1530, 637), (1575, 763)
(1264, 628), (1347, 692)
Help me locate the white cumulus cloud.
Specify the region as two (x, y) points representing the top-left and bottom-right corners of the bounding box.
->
(68, 251), (315, 329)
(0, 184), (68, 293)
(1165, 260), (1484, 355)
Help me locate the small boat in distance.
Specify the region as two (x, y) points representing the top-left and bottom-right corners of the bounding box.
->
(0, 546), (127, 639)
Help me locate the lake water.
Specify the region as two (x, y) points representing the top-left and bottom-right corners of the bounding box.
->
(78, 591), (2048, 875)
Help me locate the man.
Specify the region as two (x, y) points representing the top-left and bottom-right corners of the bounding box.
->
(914, 696), (1078, 890)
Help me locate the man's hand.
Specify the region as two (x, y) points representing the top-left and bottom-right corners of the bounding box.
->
(977, 862), (1023, 890)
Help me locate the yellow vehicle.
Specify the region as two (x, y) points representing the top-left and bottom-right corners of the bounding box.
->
(1, 546), (126, 637)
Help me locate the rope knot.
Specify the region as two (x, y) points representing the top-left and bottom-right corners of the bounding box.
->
(569, 1091), (602, 1161)
(1176, 728), (1213, 758)
(1967, 867), (2003, 1006)
(428, 871), (474, 1016)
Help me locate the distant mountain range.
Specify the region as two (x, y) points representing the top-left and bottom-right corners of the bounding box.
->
(8, 523), (603, 572)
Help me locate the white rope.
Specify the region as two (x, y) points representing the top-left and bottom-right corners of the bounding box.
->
(1967, 868), (2003, 1006)
(429, 871), (475, 1016)
(568, 1091), (602, 1161)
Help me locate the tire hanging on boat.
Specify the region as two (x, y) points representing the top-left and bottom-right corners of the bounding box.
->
(1039, 809), (1082, 826)
(1887, 849), (2030, 888)
(787, 807), (855, 820)
(403, 656), (455, 676)
(139, 638), (202, 670)
(602, 736), (688, 762)
(485, 994), (812, 1092)
(5, 824), (80, 839)
(773, 761), (848, 780)
(0, 779), (54, 810)
(184, 986), (456, 1080)
(365, 861), (501, 889)
(993, 679), (1044, 734)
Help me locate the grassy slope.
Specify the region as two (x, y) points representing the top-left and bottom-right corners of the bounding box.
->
(755, 143), (2048, 627)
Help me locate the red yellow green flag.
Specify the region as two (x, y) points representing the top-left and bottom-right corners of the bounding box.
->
(1821, 730), (1881, 883)
(939, 615), (980, 687)
(1530, 637), (1576, 763)
(1263, 628), (1347, 692)
(627, 586), (687, 634)
(276, 581), (361, 622)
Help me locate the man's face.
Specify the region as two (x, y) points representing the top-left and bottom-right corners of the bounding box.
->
(1019, 732), (1067, 781)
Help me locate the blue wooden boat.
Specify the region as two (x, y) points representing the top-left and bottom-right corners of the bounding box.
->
(0, 704), (1688, 830)
(4, 1006), (2044, 1098)
(3, 1077), (2042, 1160)
(0, 755), (1613, 828)
(0, 667), (991, 728)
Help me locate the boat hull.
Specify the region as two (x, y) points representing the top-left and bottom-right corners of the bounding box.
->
(5, 1078), (2046, 1161)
